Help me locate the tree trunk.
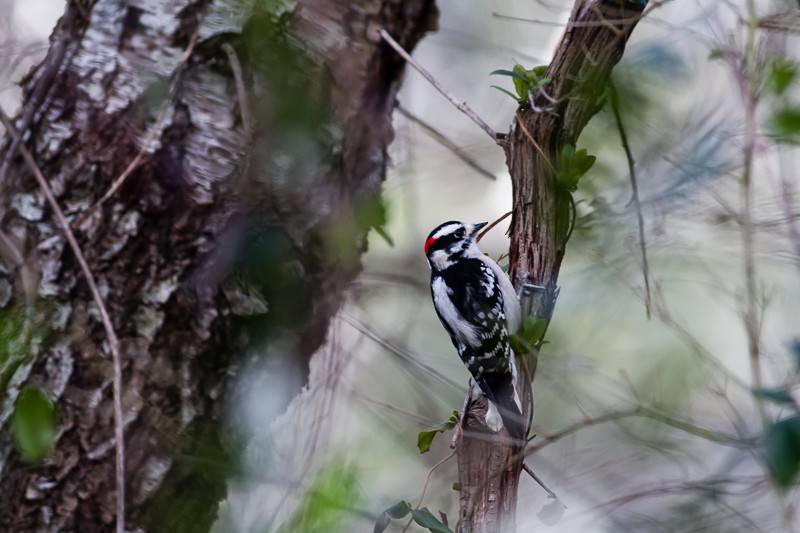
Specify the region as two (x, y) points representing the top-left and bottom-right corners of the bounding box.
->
(456, 1), (645, 531)
(0, 1), (437, 531)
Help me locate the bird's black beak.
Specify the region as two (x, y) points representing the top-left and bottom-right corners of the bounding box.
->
(470, 222), (488, 236)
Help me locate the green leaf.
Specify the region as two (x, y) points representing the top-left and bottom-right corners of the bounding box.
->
(452, 482), (460, 491)
(489, 69), (528, 83)
(531, 65), (549, 79)
(512, 64), (530, 99)
(573, 149), (597, 175)
(560, 143), (575, 170)
(417, 411), (459, 454)
(522, 316), (548, 345)
(753, 388), (798, 406)
(763, 415), (800, 490)
(411, 507), (454, 533)
(374, 501), (412, 533)
(386, 500), (412, 519)
(491, 85), (521, 102)
(281, 464), (360, 533)
(769, 60), (797, 96)
(12, 387), (56, 463)
(772, 107), (800, 138)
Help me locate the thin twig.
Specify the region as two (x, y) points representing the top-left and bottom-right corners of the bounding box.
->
(609, 81), (651, 319)
(398, 105), (495, 180)
(522, 463), (560, 501)
(340, 313), (462, 391)
(0, 107), (126, 533)
(378, 29), (498, 141)
(476, 210), (512, 242)
(740, 0), (766, 429)
(78, 21), (201, 224)
(526, 405), (756, 455)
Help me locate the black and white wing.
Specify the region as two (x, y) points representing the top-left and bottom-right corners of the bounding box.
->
(431, 258), (524, 439)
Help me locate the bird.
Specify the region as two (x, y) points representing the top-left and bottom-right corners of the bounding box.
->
(424, 220), (525, 441)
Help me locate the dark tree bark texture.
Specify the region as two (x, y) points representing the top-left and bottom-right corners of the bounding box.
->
(0, 0), (437, 531)
(455, 2), (645, 531)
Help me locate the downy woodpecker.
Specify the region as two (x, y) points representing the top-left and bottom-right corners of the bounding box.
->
(424, 221), (525, 441)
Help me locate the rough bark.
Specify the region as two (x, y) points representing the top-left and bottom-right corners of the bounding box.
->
(456, 2), (645, 531)
(0, 0), (437, 531)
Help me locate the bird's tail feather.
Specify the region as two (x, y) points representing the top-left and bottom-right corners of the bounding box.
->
(480, 373), (526, 442)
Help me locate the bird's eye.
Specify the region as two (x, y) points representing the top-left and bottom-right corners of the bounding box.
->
(455, 228), (465, 239)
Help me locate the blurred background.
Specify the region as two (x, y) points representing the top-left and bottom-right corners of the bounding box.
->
(2, 0), (799, 531)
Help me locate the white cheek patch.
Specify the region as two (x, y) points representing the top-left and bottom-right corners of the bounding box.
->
(430, 249), (452, 270)
(432, 277), (480, 347)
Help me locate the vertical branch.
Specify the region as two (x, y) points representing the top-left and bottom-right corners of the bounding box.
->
(609, 81), (651, 319)
(455, 2), (646, 531)
(740, 0), (766, 428)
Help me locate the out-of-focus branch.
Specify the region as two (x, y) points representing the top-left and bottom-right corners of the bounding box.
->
(526, 405), (757, 455)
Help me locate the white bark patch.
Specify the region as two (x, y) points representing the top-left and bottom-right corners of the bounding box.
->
(12, 193), (43, 222)
(182, 69), (244, 205)
(134, 305), (164, 340)
(133, 456), (173, 505)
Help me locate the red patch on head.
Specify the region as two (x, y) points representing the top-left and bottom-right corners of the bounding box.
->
(424, 236), (437, 254)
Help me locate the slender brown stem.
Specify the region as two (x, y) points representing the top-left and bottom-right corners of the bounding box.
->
(609, 81), (651, 319)
(476, 210), (513, 242)
(740, 0), (766, 429)
(522, 463), (559, 500)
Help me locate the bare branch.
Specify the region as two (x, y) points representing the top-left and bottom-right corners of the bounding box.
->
(378, 29), (499, 141)
(522, 463), (560, 501)
(476, 210), (512, 243)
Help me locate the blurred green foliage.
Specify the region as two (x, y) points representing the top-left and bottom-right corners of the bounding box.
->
(767, 59), (800, 143)
(12, 386), (55, 463)
(278, 464), (359, 533)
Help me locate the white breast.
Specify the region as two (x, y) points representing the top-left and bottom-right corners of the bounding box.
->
(432, 276), (481, 348)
